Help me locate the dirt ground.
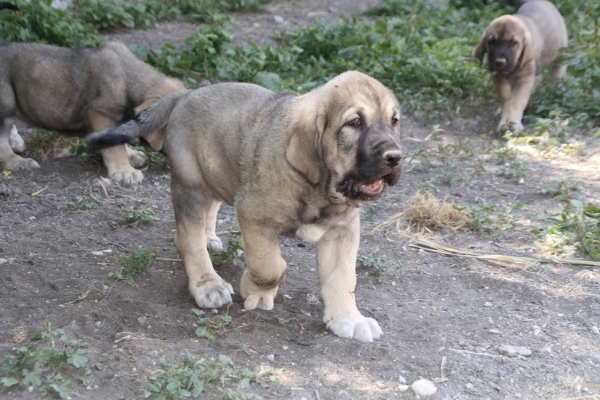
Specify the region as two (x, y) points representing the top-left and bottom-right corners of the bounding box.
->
(1, 1), (600, 399)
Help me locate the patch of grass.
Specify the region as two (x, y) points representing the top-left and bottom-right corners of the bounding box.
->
(209, 232), (243, 266)
(24, 130), (82, 161)
(463, 201), (523, 232)
(537, 200), (600, 260)
(193, 306), (232, 340)
(109, 248), (156, 282)
(144, 354), (264, 400)
(1, 321), (92, 399)
(538, 179), (583, 202)
(358, 247), (401, 283)
(67, 195), (101, 211)
(0, 170), (13, 184)
(118, 205), (160, 226)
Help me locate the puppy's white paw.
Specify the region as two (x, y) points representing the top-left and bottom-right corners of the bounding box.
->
(240, 270), (278, 310)
(3, 154), (40, 171)
(109, 167), (143, 185)
(9, 125), (25, 152)
(127, 148), (147, 168)
(498, 118), (524, 133)
(207, 236), (224, 252)
(191, 278), (234, 308)
(326, 316), (382, 342)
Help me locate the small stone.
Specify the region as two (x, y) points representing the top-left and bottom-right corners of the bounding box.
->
(411, 379), (437, 397)
(591, 326), (600, 335)
(484, 302), (493, 307)
(137, 317), (147, 326)
(266, 354), (275, 361)
(375, 381), (386, 389)
(94, 321), (102, 328)
(398, 384), (409, 392)
(273, 15), (285, 23)
(398, 375), (407, 384)
(322, 373), (342, 386)
(466, 383), (477, 394)
(498, 344), (532, 357)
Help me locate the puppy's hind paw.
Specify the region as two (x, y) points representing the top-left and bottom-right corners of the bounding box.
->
(207, 236), (224, 252)
(326, 316), (382, 342)
(126, 147), (147, 168)
(2, 154), (40, 171)
(191, 278), (234, 308)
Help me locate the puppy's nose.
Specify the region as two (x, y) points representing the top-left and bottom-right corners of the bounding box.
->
(383, 150), (403, 167)
(494, 58), (507, 68)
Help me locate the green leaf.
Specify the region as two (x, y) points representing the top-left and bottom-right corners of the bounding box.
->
(1, 377), (19, 387)
(254, 72), (281, 91)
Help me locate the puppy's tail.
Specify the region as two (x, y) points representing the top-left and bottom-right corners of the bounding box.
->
(0, 2), (19, 10)
(87, 89), (190, 152)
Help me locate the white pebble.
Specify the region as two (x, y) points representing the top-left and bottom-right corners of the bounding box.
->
(411, 379), (437, 397)
(498, 344), (532, 357)
(267, 354), (275, 361)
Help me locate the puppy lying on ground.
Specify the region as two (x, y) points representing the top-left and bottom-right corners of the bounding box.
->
(0, 41), (185, 184)
(88, 71), (403, 342)
(475, 0), (568, 131)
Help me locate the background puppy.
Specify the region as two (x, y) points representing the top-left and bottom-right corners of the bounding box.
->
(475, 0), (568, 131)
(88, 71), (403, 342)
(0, 41), (184, 184)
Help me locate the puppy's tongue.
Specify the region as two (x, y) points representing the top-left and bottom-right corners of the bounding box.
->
(355, 178), (383, 195)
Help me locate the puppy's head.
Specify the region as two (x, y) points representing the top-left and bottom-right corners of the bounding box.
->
(286, 71), (403, 203)
(475, 15), (532, 75)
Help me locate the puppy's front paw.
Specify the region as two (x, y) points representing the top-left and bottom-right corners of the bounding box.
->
(240, 270), (278, 310)
(2, 154), (40, 171)
(326, 316), (382, 342)
(109, 167), (143, 185)
(498, 118), (524, 133)
(191, 278), (234, 308)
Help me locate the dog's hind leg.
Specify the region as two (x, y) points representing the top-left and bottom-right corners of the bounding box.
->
(205, 200), (224, 252)
(550, 64), (566, 86)
(87, 111), (143, 185)
(317, 209), (382, 342)
(172, 181), (234, 308)
(8, 124), (25, 153)
(0, 118), (39, 171)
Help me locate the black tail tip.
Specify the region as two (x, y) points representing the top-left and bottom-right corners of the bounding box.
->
(87, 133), (134, 151)
(0, 2), (20, 11)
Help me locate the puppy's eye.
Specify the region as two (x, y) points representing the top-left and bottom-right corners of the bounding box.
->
(509, 38), (518, 46)
(391, 116), (399, 126)
(346, 118), (362, 129)
(488, 37), (497, 44)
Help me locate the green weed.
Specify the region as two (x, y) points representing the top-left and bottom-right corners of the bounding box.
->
(67, 195), (101, 211)
(0, 170), (12, 183)
(193, 306), (232, 340)
(464, 201), (523, 232)
(358, 247), (400, 282)
(24, 130), (82, 161)
(1, 322), (92, 399)
(209, 232), (243, 266)
(538, 200), (600, 259)
(144, 354), (264, 400)
(118, 205), (160, 226)
(109, 248), (156, 282)
(538, 179), (582, 202)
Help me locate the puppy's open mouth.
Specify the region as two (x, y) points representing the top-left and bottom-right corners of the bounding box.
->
(337, 173), (396, 200)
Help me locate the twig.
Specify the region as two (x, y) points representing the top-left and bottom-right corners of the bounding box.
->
(31, 187), (49, 196)
(156, 257), (182, 262)
(448, 348), (503, 358)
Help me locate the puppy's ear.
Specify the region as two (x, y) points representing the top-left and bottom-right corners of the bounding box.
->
(142, 129), (165, 151)
(285, 105), (326, 186)
(517, 29), (534, 68)
(474, 31), (489, 65)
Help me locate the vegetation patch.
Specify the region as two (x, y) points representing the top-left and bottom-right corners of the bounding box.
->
(109, 248), (156, 282)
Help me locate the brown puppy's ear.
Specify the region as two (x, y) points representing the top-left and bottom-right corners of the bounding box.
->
(142, 129), (165, 151)
(517, 29), (534, 68)
(285, 107), (326, 186)
(474, 31), (489, 65)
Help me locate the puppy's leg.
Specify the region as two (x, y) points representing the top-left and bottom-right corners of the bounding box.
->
(8, 124), (25, 153)
(238, 213), (286, 310)
(494, 77), (511, 116)
(550, 64), (566, 86)
(0, 119), (39, 171)
(87, 111), (143, 185)
(498, 74), (535, 132)
(317, 210), (382, 342)
(125, 145), (147, 168)
(205, 200), (224, 252)
(172, 182), (234, 308)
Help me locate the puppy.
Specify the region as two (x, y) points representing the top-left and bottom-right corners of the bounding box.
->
(0, 41), (185, 184)
(88, 71), (403, 342)
(475, 0), (568, 131)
